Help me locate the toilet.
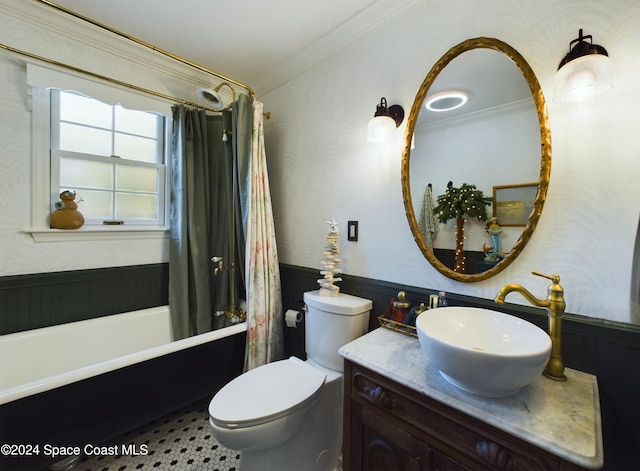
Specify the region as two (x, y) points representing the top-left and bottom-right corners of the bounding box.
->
(208, 290), (372, 471)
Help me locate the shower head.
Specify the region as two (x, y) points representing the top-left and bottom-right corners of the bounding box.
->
(196, 82), (237, 110)
(196, 88), (224, 110)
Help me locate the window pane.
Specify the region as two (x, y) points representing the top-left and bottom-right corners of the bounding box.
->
(115, 193), (158, 219)
(60, 92), (112, 129)
(59, 123), (112, 155)
(116, 165), (158, 193)
(74, 189), (113, 219)
(115, 106), (158, 137)
(52, 89), (167, 227)
(61, 157), (113, 190)
(114, 133), (157, 163)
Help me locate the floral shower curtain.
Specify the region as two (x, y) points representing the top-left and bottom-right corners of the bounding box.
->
(244, 100), (284, 370)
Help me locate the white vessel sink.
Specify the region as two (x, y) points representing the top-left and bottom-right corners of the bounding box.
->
(416, 307), (551, 397)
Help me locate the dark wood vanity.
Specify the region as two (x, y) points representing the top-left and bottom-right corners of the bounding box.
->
(340, 328), (603, 471)
(344, 360), (588, 470)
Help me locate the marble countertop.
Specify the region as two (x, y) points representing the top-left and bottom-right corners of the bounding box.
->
(339, 327), (604, 469)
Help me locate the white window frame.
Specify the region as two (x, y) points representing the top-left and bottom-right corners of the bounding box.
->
(26, 66), (172, 242)
(50, 89), (168, 227)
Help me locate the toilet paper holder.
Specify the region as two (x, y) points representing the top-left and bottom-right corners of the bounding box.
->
(285, 308), (303, 328)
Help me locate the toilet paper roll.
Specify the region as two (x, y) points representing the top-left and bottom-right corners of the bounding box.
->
(285, 309), (302, 328)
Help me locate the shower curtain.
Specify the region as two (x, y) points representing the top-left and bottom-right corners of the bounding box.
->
(244, 101), (283, 370)
(169, 95), (284, 368)
(168, 97), (250, 340)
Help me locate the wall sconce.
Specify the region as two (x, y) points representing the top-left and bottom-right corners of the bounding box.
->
(367, 97), (404, 143)
(554, 29), (612, 103)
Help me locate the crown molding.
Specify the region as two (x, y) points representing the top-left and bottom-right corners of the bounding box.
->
(416, 98), (535, 134)
(253, 0), (427, 95)
(0, 0), (232, 101)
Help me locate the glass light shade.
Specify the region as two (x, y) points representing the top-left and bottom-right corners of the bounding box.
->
(367, 115), (397, 143)
(554, 54), (612, 103)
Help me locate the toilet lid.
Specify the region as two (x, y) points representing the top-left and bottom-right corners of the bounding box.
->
(209, 357), (326, 429)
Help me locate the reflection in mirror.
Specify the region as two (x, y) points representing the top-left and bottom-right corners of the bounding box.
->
(402, 38), (551, 282)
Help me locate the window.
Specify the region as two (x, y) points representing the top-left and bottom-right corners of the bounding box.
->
(50, 90), (169, 226)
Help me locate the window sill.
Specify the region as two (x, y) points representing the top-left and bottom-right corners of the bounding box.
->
(25, 227), (170, 243)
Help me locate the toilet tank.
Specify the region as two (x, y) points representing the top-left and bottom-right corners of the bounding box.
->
(303, 290), (372, 372)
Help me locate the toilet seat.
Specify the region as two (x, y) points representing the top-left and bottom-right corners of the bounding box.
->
(209, 357), (326, 429)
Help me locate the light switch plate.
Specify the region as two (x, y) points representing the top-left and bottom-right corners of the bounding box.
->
(348, 220), (358, 241)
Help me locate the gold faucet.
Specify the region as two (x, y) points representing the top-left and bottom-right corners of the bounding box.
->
(495, 271), (567, 381)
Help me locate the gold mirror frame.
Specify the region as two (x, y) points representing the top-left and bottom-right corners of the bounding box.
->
(401, 37), (551, 282)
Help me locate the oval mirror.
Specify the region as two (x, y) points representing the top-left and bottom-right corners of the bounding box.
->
(402, 38), (551, 282)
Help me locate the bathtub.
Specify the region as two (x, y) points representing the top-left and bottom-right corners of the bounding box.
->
(0, 306), (247, 471)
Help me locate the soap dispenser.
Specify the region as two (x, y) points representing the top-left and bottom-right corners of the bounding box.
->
(390, 291), (411, 323)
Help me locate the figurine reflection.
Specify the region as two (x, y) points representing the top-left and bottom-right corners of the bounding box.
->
(483, 217), (504, 262)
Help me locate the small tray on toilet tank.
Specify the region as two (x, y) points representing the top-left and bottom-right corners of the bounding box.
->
(378, 313), (417, 339)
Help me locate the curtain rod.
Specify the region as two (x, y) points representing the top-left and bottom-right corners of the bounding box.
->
(0, 42), (271, 119)
(36, 0), (255, 97)
(0, 42), (224, 113)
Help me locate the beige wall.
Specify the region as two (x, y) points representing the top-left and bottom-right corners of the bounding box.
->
(261, 0), (640, 324)
(1, 0), (639, 324)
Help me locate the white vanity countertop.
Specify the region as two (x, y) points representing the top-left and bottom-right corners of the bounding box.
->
(339, 327), (604, 470)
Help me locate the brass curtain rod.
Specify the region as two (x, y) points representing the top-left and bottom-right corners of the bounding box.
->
(0, 41), (271, 119)
(0, 42), (222, 113)
(36, 0), (255, 97)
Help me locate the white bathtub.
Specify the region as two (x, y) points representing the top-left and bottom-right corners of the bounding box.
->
(0, 305), (247, 471)
(0, 305), (246, 406)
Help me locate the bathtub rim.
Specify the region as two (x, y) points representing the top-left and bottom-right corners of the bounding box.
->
(0, 320), (247, 406)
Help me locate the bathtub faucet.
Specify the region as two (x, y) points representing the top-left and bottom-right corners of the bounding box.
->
(494, 271), (567, 381)
(211, 256), (245, 322)
(211, 256), (233, 275)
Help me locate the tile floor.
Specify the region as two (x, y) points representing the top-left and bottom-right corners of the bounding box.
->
(75, 397), (239, 471)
